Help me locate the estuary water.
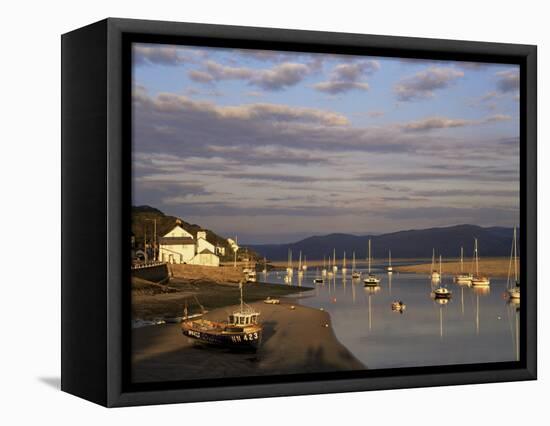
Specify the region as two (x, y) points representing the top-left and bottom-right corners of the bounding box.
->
(261, 265), (520, 369)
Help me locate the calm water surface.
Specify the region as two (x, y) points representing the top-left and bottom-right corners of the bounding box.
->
(260, 264), (520, 369)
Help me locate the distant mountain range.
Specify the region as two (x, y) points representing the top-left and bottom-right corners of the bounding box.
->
(248, 225), (517, 261)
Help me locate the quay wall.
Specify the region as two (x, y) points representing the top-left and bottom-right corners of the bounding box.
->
(131, 263), (170, 284)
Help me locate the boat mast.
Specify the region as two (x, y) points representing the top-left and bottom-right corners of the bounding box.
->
(474, 238), (479, 276)
(439, 254), (442, 278)
(513, 227), (518, 282)
(299, 251), (302, 270)
(333, 248), (336, 268)
(343, 251), (346, 268)
(240, 281), (244, 313)
(432, 248), (435, 271)
(460, 246), (464, 273)
(389, 250), (392, 268)
(352, 251), (356, 273)
(368, 240), (372, 273)
(290, 249), (292, 269)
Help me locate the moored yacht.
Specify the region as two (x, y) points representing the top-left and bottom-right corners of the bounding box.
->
(454, 246), (473, 284)
(351, 251), (361, 279)
(433, 255), (452, 299)
(431, 248), (441, 281)
(471, 238), (490, 287)
(507, 227), (520, 300)
(363, 239), (381, 287)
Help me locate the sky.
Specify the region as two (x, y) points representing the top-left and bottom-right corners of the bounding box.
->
(132, 43), (520, 244)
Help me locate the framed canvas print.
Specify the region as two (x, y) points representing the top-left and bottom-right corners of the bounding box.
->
(61, 18), (537, 407)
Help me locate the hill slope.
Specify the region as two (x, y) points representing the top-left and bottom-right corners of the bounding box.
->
(249, 224), (516, 260)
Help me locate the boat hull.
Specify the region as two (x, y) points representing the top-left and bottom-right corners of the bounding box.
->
(507, 288), (520, 299)
(182, 322), (262, 351)
(471, 278), (490, 286)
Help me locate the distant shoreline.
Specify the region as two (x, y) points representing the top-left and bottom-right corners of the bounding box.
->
(394, 257), (515, 278)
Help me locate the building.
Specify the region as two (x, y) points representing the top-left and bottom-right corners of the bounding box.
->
(158, 225), (196, 264)
(159, 225), (220, 266)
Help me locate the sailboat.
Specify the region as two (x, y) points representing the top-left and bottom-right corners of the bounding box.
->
(302, 255), (308, 271)
(351, 251), (361, 279)
(286, 249), (293, 276)
(363, 239), (381, 286)
(471, 238), (490, 286)
(313, 267), (324, 284)
(387, 249), (393, 274)
(327, 255), (334, 278)
(262, 257), (267, 275)
(332, 249), (338, 273)
(431, 248), (441, 281)
(322, 256), (327, 277)
(507, 227), (520, 300)
(342, 251), (347, 275)
(433, 255), (452, 298)
(181, 281), (262, 350)
(454, 246), (473, 284)
(298, 251), (304, 277)
(243, 252), (256, 283)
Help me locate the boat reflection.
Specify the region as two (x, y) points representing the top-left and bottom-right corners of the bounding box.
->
(364, 285), (381, 331)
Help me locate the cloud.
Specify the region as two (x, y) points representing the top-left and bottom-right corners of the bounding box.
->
(134, 90), (349, 126)
(223, 173), (316, 183)
(382, 206), (519, 223)
(188, 60), (315, 91)
(394, 67), (464, 101)
(367, 110), (385, 118)
(254, 63), (311, 90)
(401, 114), (512, 131)
(496, 69), (520, 93)
(313, 60), (379, 94)
(133, 45), (191, 66)
(314, 81), (370, 94)
(361, 170), (518, 183)
(412, 189), (519, 198)
(132, 87), (517, 174)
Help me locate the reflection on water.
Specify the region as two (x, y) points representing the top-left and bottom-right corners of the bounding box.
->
(262, 265), (519, 369)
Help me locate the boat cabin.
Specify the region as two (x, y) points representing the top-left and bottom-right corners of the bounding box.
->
(228, 311), (259, 326)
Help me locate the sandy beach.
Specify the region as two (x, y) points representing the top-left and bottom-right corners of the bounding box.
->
(132, 300), (365, 383)
(394, 257), (515, 278)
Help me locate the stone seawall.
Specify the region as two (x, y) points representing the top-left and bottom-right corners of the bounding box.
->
(169, 263), (244, 284)
(132, 264), (170, 284)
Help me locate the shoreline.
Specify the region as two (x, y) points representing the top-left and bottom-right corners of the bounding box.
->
(394, 257), (514, 278)
(132, 300), (365, 383)
(132, 277), (310, 321)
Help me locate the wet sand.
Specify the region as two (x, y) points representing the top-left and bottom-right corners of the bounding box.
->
(132, 279), (306, 320)
(132, 301), (365, 383)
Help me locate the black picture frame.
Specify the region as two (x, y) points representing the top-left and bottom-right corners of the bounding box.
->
(61, 17), (537, 407)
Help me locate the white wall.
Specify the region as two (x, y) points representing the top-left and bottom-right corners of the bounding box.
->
(2, 0), (546, 424)
(197, 237), (215, 254)
(159, 244), (195, 263)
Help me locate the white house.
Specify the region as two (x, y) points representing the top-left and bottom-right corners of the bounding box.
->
(158, 225), (195, 264)
(159, 225), (220, 267)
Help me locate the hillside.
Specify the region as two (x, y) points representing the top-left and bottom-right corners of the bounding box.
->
(249, 224), (517, 261)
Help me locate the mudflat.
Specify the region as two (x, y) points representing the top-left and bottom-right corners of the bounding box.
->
(132, 301), (365, 383)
